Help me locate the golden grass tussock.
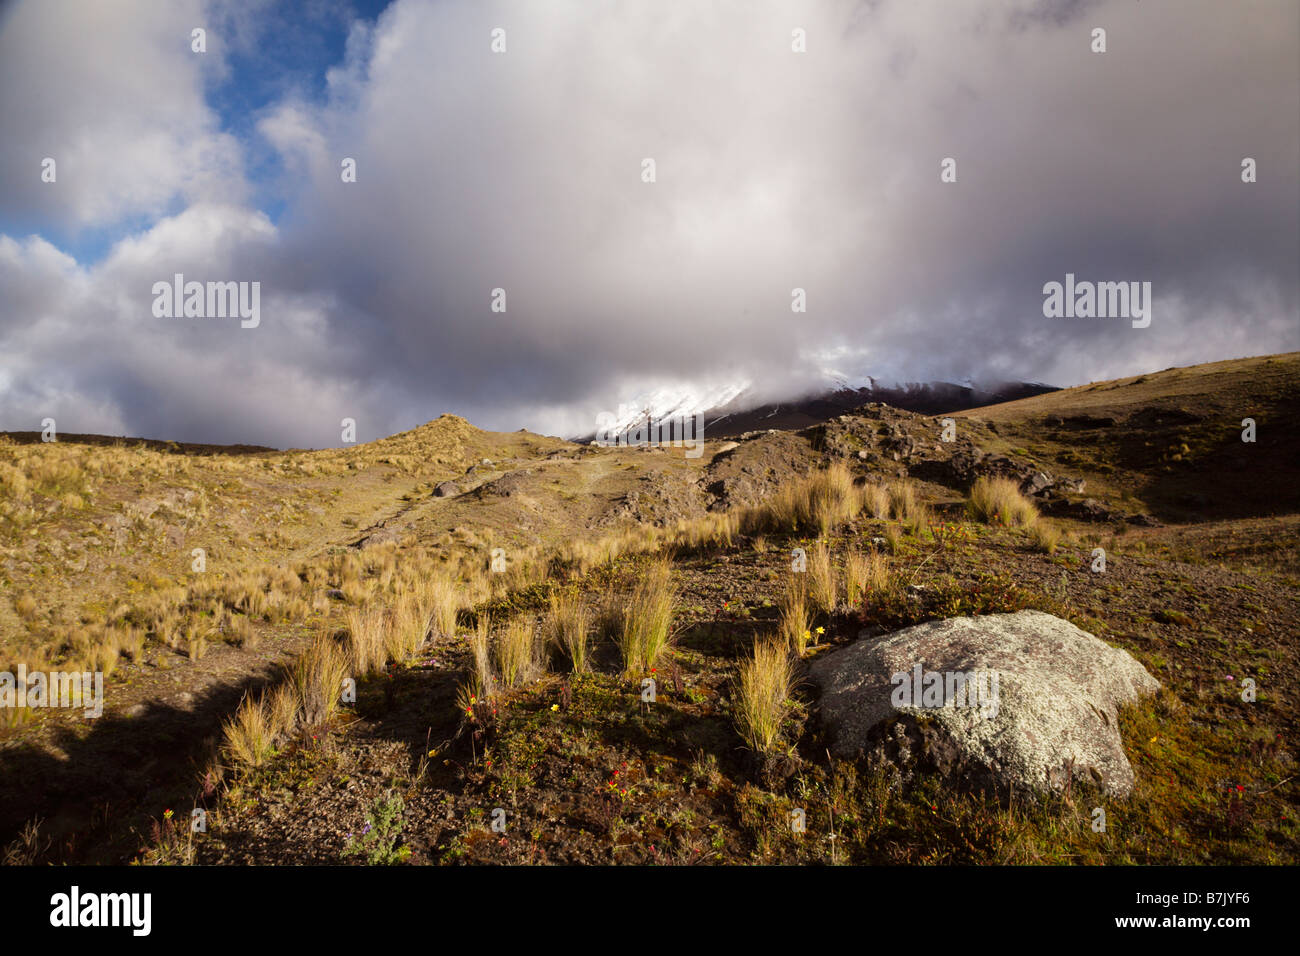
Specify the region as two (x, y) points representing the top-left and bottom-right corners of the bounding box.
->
(222, 695), (275, 768)
(846, 550), (894, 609)
(1030, 520), (1062, 553)
(546, 591), (592, 673)
(292, 634), (350, 727)
(387, 593), (429, 661)
(859, 481), (890, 520)
(806, 540), (837, 617)
(421, 574), (463, 638)
(887, 479), (920, 521)
(344, 605), (389, 677)
(806, 463), (860, 535)
(495, 618), (543, 689)
(967, 476), (1039, 528)
(778, 572), (812, 656)
(617, 556), (677, 675)
(466, 617), (498, 700)
(734, 639), (796, 754)
(743, 463), (860, 536)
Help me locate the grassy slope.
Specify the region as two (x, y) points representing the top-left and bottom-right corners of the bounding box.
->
(951, 352), (1300, 521)
(1, 355), (1297, 865)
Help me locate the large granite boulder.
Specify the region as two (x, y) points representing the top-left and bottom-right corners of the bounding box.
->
(809, 610), (1160, 798)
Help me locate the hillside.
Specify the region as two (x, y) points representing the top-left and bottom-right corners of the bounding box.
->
(1, 353), (1297, 866)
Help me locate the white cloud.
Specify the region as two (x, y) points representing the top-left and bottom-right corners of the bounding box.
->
(0, 0), (1296, 445)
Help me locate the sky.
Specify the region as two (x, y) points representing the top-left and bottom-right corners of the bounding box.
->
(1, 0), (1297, 448)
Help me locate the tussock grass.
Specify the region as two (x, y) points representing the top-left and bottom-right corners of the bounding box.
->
(617, 556), (676, 675)
(734, 639), (795, 754)
(848, 551), (901, 619)
(844, 550), (869, 608)
(883, 524), (901, 554)
(466, 617), (498, 700)
(223, 695), (275, 768)
(546, 591), (592, 673)
(968, 476), (1039, 527)
(422, 575), (463, 638)
(778, 573), (812, 656)
(1030, 521), (1062, 553)
(887, 479), (921, 521)
(742, 463), (859, 535)
(859, 482), (890, 519)
(292, 635), (349, 727)
(345, 606), (389, 677)
(807, 540), (837, 617)
(265, 683), (300, 741)
(806, 464), (860, 535)
(14, 593), (37, 619)
(671, 512), (737, 552)
(903, 502), (933, 538)
(496, 618), (542, 689)
(225, 613), (256, 649)
(387, 594), (429, 661)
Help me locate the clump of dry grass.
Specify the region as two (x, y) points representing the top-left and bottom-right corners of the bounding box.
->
(884, 524), (901, 554)
(388, 594), (429, 661)
(968, 476), (1039, 527)
(859, 482), (890, 519)
(671, 512), (737, 552)
(14, 593), (37, 619)
(345, 606), (389, 677)
(617, 556), (677, 675)
(778, 573), (812, 656)
(466, 617), (498, 700)
(857, 552), (901, 613)
(734, 639), (796, 754)
(902, 501), (933, 538)
(844, 550), (869, 608)
(887, 479), (920, 521)
(807, 540), (837, 617)
(265, 683), (300, 741)
(225, 612), (256, 649)
(546, 591), (592, 673)
(742, 463), (859, 535)
(292, 634), (349, 727)
(184, 625), (208, 661)
(222, 695), (275, 767)
(1030, 521), (1062, 553)
(422, 575), (463, 638)
(496, 618), (543, 689)
(807, 463), (860, 534)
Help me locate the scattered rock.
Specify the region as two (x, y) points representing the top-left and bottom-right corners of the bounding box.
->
(433, 481), (460, 498)
(1127, 513), (1161, 527)
(1021, 471), (1054, 497)
(475, 470), (533, 498)
(809, 610), (1160, 798)
(1042, 497), (1115, 522)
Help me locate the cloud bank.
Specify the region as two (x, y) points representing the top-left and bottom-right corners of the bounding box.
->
(1, 0), (1297, 446)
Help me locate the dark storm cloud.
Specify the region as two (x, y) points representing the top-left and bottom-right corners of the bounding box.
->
(1, 0), (1296, 446)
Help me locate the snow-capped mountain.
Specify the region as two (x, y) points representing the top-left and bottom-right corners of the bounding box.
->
(582, 375), (1058, 442)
